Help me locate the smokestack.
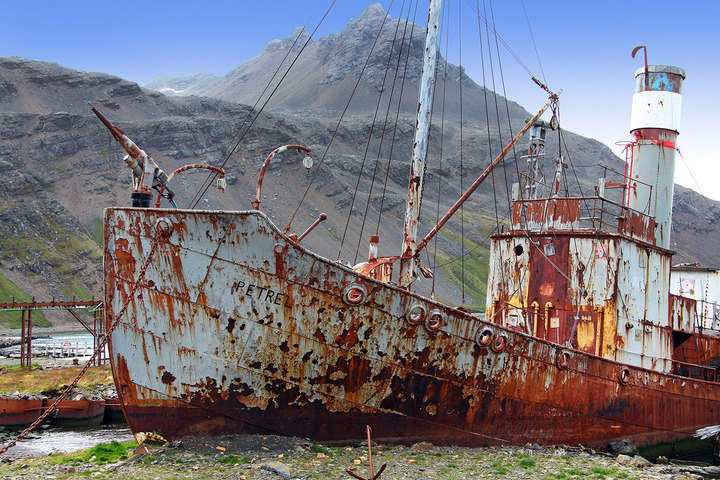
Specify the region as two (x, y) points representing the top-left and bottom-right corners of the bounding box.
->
(626, 65), (686, 249)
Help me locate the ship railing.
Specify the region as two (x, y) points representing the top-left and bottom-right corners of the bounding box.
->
(695, 299), (720, 332)
(489, 302), (720, 382)
(671, 359), (719, 382)
(511, 194), (656, 244)
(512, 163), (656, 244)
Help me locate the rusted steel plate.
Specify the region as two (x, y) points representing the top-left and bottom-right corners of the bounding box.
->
(105, 208), (720, 447)
(511, 198), (581, 231)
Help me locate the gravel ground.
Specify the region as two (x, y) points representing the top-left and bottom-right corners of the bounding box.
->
(0, 435), (712, 480)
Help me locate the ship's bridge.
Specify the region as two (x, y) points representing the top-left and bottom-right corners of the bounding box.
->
(509, 164), (657, 247)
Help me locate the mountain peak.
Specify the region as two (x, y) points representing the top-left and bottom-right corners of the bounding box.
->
(357, 3), (386, 23)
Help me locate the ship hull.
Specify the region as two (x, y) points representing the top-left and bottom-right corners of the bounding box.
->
(104, 208), (720, 447)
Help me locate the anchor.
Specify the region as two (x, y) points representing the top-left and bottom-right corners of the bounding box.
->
(345, 426), (386, 480)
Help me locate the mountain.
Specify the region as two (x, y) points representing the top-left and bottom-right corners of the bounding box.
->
(143, 72), (219, 97)
(1, 5), (719, 328)
(145, 5), (524, 120)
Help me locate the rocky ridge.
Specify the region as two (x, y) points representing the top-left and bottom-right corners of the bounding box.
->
(1, 5), (719, 327)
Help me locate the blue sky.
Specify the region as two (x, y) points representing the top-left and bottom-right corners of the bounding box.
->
(2, 0), (719, 200)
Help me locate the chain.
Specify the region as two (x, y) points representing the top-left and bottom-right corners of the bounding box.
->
(0, 236), (160, 456)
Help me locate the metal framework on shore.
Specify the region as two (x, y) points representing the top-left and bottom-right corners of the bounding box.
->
(0, 298), (105, 368)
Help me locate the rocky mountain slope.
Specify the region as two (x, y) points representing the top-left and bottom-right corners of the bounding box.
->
(1, 4), (718, 328)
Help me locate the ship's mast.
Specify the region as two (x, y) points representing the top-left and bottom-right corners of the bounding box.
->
(399, 0), (443, 287)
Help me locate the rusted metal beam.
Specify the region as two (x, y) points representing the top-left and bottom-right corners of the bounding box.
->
(297, 213), (327, 242)
(20, 309), (26, 369)
(64, 307), (95, 336)
(26, 310), (32, 369)
(415, 95), (557, 256)
(0, 300), (101, 309)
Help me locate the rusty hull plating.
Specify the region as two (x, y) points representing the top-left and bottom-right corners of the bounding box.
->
(104, 208), (720, 447)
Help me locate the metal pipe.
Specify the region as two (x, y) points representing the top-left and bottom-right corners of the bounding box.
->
(297, 213), (327, 242)
(254, 145), (311, 210)
(415, 96), (557, 255)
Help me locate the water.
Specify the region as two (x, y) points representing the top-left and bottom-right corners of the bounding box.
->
(2, 332), (106, 359)
(4, 425), (134, 458)
(1, 332), (130, 457)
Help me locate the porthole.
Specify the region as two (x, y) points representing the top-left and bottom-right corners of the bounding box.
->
(491, 333), (508, 353)
(476, 327), (494, 346)
(406, 304), (426, 324)
(342, 284), (367, 305)
(426, 310), (445, 332)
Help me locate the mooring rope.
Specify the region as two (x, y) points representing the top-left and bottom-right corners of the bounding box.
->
(0, 235), (160, 456)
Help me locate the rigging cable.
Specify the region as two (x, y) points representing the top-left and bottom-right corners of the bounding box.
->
(481, 0), (512, 216)
(354, 0), (419, 265)
(520, 0), (546, 85)
(188, 0), (336, 209)
(488, 0), (525, 220)
(458, 1), (466, 306)
(374, 0), (421, 235)
(285, 0), (396, 234)
(475, 0), (500, 232)
(676, 148), (713, 210)
(431, 0), (451, 297)
(338, 0), (409, 261)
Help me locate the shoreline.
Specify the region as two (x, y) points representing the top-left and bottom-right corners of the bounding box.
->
(0, 434), (715, 479)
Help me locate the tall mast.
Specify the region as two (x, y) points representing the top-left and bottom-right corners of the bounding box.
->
(399, 0), (443, 287)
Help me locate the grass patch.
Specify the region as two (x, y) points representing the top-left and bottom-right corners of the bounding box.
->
(492, 460), (509, 475)
(326, 227), (342, 243)
(0, 365), (113, 394)
(90, 217), (104, 245)
(518, 457), (536, 468)
(590, 465), (615, 475)
(0, 271), (50, 327)
(0, 195), (101, 324)
(309, 443), (330, 455)
(565, 466), (588, 476)
(217, 455), (251, 464)
(436, 232), (491, 309)
(49, 452), (82, 465)
(84, 440), (137, 464)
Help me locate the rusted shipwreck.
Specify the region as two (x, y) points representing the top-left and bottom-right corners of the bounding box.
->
(98, 1), (720, 448)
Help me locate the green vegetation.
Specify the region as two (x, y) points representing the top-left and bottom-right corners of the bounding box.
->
(86, 441), (137, 464)
(0, 200), (102, 328)
(309, 443), (330, 455)
(0, 271), (50, 327)
(0, 364), (113, 394)
(436, 233), (491, 310)
(491, 460), (509, 475)
(518, 457), (536, 468)
(564, 466), (588, 476)
(53, 441), (137, 465)
(216, 455), (251, 464)
(590, 465), (615, 475)
(89, 217), (104, 245)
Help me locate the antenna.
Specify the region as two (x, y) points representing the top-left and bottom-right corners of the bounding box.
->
(631, 45), (649, 90)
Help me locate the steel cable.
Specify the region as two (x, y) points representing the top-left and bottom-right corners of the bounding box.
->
(285, 1), (396, 234)
(338, 0), (409, 261)
(188, 0), (337, 209)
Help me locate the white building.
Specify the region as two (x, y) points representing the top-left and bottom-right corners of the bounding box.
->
(670, 264), (720, 330)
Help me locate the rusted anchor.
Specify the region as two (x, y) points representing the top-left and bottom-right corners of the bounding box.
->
(345, 426), (386, 480)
